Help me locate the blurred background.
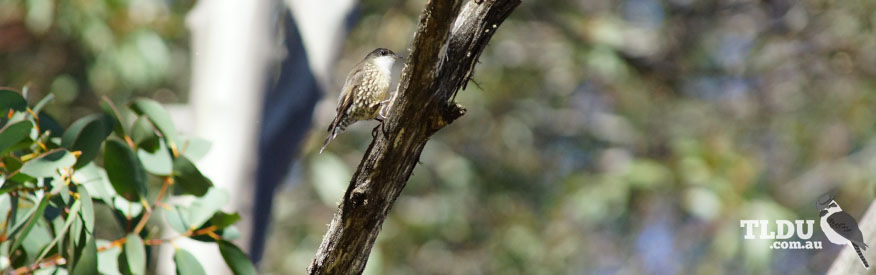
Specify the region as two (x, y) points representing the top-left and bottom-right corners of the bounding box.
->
(3, 0), (876, 274)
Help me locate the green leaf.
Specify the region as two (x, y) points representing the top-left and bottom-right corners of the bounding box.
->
(130, 116), (160, 153)
(101, 98), (129, 138)
(220, 226), (241, 241)
(73, 163), (115, 202)
(163, 205), (188, 234)
(32, 266), (62, 275)
(190, 212), (241, 243)
(79, 188), (95, 232)
(21, 219), (51, 262)
(71, 234), (97, 275)
(185, 188), (228, 230)
(2, 155), (23, 175)
(20, 149), (75, 178)
(113, 196), (144, 218)
(38, 113), (65, 138)
(0, 120), (33, 154)
(0, 88), (27, 115)
(68, 214), (83, 263)
(138, 140), (172, 175)
(124, 234), (146, 275)
(218, 240), (256, 275)
(8, 172), (35, 183)
(174, 249), (207, 275)
(97, 239), (122, 275)
(104, 139), (147, 202)
(130, 99), (178, 147)
(180, 137), (211, 161)
(9, 195), (50, 256)
(0, 195), (9, 222)
(62, 114), (115, 168)
(35, 199), (81, 262)
(173, 156), (212, 196)
(208, 211), (240, 230)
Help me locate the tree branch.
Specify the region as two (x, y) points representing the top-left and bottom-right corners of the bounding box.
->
(307, 0), (520, 273)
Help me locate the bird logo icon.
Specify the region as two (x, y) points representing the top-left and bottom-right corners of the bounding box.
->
(817, 192), (869, 269)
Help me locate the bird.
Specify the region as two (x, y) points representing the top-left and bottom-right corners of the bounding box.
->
(321, 48), (401, 153)
(818, 194), (869, 269)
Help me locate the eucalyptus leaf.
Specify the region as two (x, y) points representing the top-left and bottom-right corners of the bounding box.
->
(113, 197), (144, 218)
(38, 113), (65, 138)
(100, 98), (128, 138)
(184, 188), (228, 230)
(180, 137), (211, 161)
(221, 226), (241, 241)
(35, 199), (81, 262)
(68, 214), (83, 262)
(130, 99), (178, 147)
(21, 219), (51, 262)
(0, 88), (27, 114)
(97, 239), (122, 275)
(73, 163), (115, 202)
(174, 249), (207, 275)
(104, 139), (147, 202)
(2, 155), (23, 175)
(19, 149), (75, 178)
(130, 116), (159, 153)
(9, 195), (50, 259)
(138, 140), (172, 175)
(173, 156), (212, 196)
(79, 188), (95, 232)
(208, 211), (240, 230)
(218, 240), (256, 275)
(61, 114), (114, 168)
(71, 234), (97, 275)
(124, 234), (146, 275)
(163, 205), (188, 234)
(0, 120), (33, 154)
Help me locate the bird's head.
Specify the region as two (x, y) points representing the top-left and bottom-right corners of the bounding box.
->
(367, 48), (401, 72)
(819, 200), (843, 217)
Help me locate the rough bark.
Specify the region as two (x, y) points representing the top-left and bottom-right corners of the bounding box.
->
(307, 0), (520, 274)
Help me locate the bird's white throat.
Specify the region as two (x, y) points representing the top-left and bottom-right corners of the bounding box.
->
(373, 56), (396, 75)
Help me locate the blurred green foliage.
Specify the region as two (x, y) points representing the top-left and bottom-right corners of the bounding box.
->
(0, 0), (192, 125)
(0, 89), (252, 274)
(269, 0), (876, 274)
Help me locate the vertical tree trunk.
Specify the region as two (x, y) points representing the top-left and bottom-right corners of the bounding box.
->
(307, 0), (520, 274)
(168, 0), (272, 274)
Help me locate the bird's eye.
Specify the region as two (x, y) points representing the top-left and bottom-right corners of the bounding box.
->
(829, 202), (838, 208)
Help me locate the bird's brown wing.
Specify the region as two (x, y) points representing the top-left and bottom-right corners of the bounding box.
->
(321, 65), (366, 153)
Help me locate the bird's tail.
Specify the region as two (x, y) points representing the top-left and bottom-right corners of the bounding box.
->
(320, 122), (342, 154)
(853, 244), (870, 269)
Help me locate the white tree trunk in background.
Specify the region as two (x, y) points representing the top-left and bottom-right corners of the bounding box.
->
(158, 0), (271, 274)
(153, 0), (354, 272)
(287, 0), (357, 91)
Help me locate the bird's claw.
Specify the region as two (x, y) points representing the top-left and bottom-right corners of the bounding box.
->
(373, 115), (390, 138)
